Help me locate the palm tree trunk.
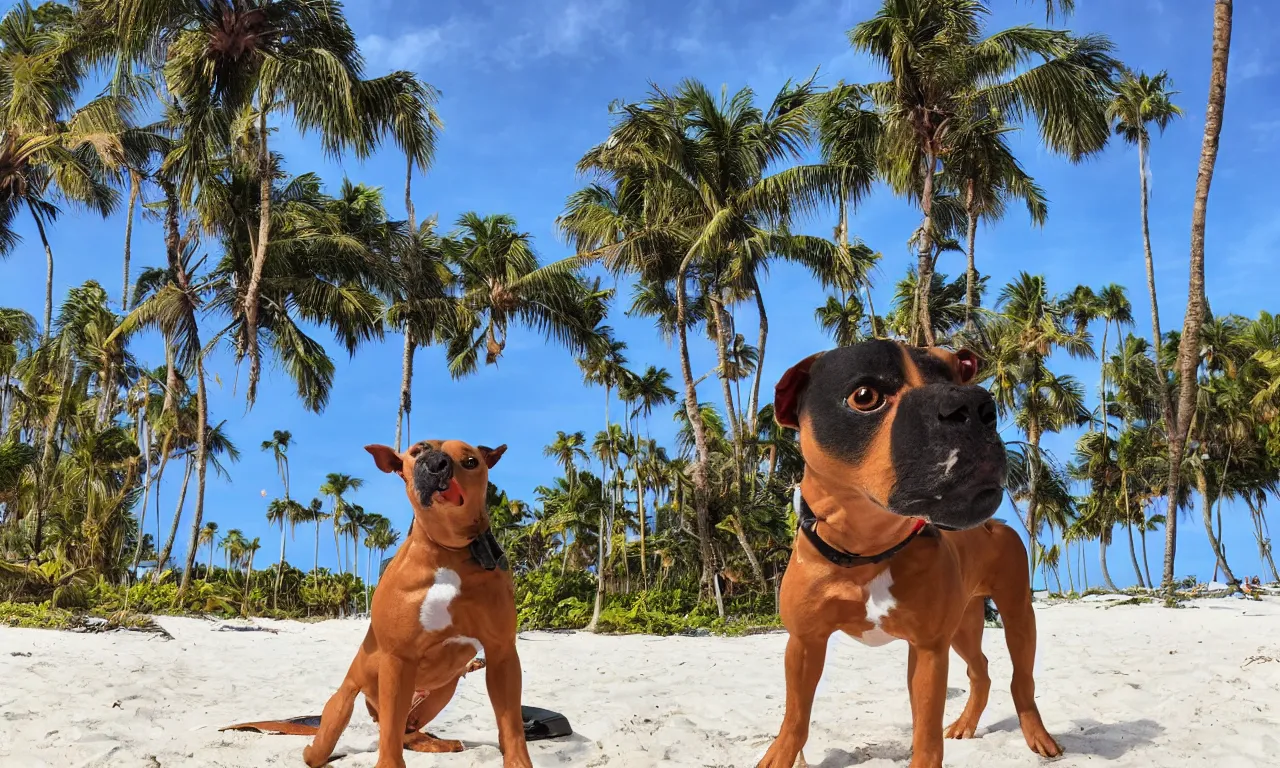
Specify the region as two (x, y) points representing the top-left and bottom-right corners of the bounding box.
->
(121, 170), (139, 312)
(396, 331), (414, 451)
(244, 549), (255, 604)
(242, 106), (273, 407)
(1125, 522), (1145, 589)
(747, 278), (769, 463)
(635, 473), (646, 585)
(1099, 531), (1119, 591)
(1165, 0), (1232, 588)
(1025, 422), (1042, 579)
(587, 509), (605, 633)
(708, 298), (742, 452)
(208, 537), (216, 576)
(1196, 471), (1236, 584)
(1140, 520), (1155, 587)
(34, 351), (75, 556)
(313, 520), (321, 574)
(730, 514), (767, 590)
(177, 356), (210, 596)
(674, 253), (717, 607)
(1081, 542), (1089, 590)
(914, 150), (938, 346)
(274, 523), (286, 610)
(1064, 539), (1075, 594)
(333, 511), (344, 573)
(1247, 500), (1279, 582)
(130, 417), (151, 571)
(153, 454), (193, 579)
(32, 210), (54, 343)
(963, 183), (979, 328)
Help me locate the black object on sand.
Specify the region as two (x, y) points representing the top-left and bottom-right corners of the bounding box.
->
(522, 706), (573, 740)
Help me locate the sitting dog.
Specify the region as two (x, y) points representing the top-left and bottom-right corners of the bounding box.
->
(303, 439), (533, 768)
(757, 340), (1062, 768)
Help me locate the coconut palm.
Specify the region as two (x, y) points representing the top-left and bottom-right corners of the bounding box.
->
(441, 212), (601, 379)
(260, 429), (292, 602)
(294, 497), (329, 575)
(221, 528), (245, 573)
(320, 472), (362, 574)
(91, 0), (410, 407)
(981, 274), (1093, 575)
(1162, 0), (1233, 588)
(543, 431), (588, 489)
(849, 0), (1116, 343)
(388, 218), (455, 450)
(815, 294), (865, 347)
(197, 520), (218, 573)
(940, 113), (1047, 324)
(241, 536), (261, 603)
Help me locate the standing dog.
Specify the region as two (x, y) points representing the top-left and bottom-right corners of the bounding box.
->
(757, 341), (1062, 768)
(303, 439), (533, 768)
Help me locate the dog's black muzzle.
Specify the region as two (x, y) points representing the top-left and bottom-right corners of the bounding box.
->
(412, 449), (454, 506)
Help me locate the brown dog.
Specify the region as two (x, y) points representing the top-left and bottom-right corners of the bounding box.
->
(303, 439), (533, 768)
(757, 340), (1062, 768)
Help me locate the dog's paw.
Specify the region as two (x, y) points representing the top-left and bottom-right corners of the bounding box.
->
(404, 732), (466, 753)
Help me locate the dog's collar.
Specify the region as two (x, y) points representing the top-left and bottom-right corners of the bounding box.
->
(407, 520), (509, 571)
(468, 529), (509, 572)
(793, 486), (928, 568)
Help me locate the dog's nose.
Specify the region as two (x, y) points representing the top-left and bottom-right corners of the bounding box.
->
(938, 387), (998, 428)
(422, 451), (452, 476)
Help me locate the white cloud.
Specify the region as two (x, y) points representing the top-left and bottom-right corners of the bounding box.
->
(360, 21), (464, 72)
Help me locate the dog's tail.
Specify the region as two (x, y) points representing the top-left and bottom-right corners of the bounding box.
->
(303, 678), (360, 768)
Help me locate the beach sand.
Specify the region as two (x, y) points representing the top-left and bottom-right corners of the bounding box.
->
(2, 597), (1278, 767)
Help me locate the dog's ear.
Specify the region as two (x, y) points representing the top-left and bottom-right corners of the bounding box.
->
(955, 349), (980, 385)
(365, 444), (403, 476)
(774, 353), (823, 430)
(478, 444), (507, 469)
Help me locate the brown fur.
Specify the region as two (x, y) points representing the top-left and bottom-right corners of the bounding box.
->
(303, 440), (532, 768)
(758, 345), (1062, 768)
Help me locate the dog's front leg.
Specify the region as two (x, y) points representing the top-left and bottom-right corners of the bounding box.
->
(484, 643), (533, 768)
(374, 654), (417, 768)
(906, 644), (949, 768)
(758, 632), (829, 768)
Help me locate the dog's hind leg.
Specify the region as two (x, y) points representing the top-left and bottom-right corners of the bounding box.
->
(989, 527), (1063, 758)
(402, 676), (465, 753)
(302, 677), (360, 768)
(944, 596), (990, 739)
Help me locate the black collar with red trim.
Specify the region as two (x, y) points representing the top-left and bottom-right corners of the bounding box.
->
(793, 487), (929, 568)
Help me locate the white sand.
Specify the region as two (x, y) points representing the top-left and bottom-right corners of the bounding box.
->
(2, 598), (1279, 767)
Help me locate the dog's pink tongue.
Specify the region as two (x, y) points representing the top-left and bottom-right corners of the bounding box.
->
(440, 478), (465, 506)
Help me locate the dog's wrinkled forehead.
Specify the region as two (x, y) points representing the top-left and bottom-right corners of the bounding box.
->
(805, 341), (963, 402)
(407, 440), (439, 457)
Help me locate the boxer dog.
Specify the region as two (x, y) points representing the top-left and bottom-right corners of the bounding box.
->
(303, 439), (533, 768)
(757, 340), (1061, 768)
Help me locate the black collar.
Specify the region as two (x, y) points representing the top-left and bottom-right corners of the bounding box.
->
(406, 520), (509, 572)
(793, 487), (928, 568)
(468, 529), (509, 572)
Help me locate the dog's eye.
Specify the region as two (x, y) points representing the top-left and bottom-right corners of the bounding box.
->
(849, 386), (886, 412)
(461, 456), (479, 470)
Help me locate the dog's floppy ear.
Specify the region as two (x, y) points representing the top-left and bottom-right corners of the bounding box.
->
(478, 444), (507, 469)
(955, 349), (980, 385)
(774, 352), (823, 430)
(365, 444), (403, 476)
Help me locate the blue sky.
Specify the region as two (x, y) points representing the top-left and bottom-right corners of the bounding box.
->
(1, 0), (1277, 588)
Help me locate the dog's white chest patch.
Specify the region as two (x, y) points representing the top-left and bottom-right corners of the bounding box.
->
(849, 568), (899, 647)
(419, 567), (461, 632)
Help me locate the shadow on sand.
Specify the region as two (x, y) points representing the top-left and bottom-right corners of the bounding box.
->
(810, 718), (1164, 766)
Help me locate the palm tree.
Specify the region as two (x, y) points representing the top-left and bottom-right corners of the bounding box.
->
(544, 431), (588, 489)
(221, 528), (245, 573)
(339, 503), (369, 581)
(815, 294), (865, 347)
(941, 113), (1047, 324)
(295, 497), (329, 575)
(1163, 0), (1233, 588)
(94, 0), (408, 408)
(849, 0), (1116, 343)
(1106, 66), (1182, 458)
(0, 2), (121, 339)
(197, 520), (218, 574)
(983, 274), (1093, 575)
(320, 472), (362, 574)
(389, 218), (454, 450)
(241, 536), (261, 604)
(261, 429), (292, 603)
(441, 212), (601, 378)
